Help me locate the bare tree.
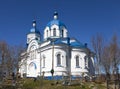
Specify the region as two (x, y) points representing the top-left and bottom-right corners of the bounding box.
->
(91, 33), (104, 76)
(109, 34), (120, 78)
(102, 34), (120, 89)
(100, 46), (112, 89)
(91, 33), (120, 89)
(0, 41), (25, 80)
(101, 46), (112, 74)
(11, 45), (25, 72)
(0, 41), (10, 79)
(110, 34), (120, 89)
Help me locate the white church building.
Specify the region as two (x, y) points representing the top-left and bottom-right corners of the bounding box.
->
(19, 12), (95, 80)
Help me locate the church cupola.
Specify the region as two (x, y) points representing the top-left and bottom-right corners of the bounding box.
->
(27, 20), (41, 45)
(44, 12), (68, 40)
(54, 11), (58, 20)
(30, 20), (40, 34)
(33, 20), (36, 27)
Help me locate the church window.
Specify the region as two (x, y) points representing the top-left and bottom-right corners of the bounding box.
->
(31, 51), (35, 60)
(61, 29), (64, 37)
(42, 56), (45, 68)
(30, 45), (36, 60)
(43, 59), (45, 67)
(84, 56), (87, 68)
(66, 56), (68, 67)
(31, 50), (36, 60)
(53, 28), (56, 36)
(46, 30), (48, 37)
(28, 62), (37, 70)
(76, 56), (79, 67)
(57, 54), (61, 66)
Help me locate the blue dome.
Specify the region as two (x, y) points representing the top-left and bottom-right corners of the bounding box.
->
(47, 19), (66, 28)
(30, 20), (40, 34)
(30, 28), (40, 34)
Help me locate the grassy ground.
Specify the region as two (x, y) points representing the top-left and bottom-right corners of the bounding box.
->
(0, 78), (109, 89)
(20, 78), (107, 89)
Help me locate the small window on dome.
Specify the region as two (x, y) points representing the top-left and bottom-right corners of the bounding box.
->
(53, 28), (56, 36)
(46, 30), (48, 37)
(61, 29), (64, 37)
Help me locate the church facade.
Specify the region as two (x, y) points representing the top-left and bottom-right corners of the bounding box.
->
(19, 12), (95, 79)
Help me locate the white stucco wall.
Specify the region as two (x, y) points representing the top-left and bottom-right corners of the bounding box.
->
(71, 48), (88, 77)
(20, 40), (94, 78)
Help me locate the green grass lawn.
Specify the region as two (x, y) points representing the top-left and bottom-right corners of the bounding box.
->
(1, 77), (119, 89)
(0, 78), (109, 89)
(20, 78), (107, 89)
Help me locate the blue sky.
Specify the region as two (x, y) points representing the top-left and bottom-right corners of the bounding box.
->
(0, 0), (120, 48)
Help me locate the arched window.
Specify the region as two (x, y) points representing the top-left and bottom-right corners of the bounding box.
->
(76, 56), (79, 67)
(46, 30), (48, 37)
(66, 56), (68, 67)
(42, 55), (45, 68)
(30, 50), (36, 60)
(53, 28), (56, 36)
(43, 57), (45, 67)
(43, 60), (45, 68)
(84, 56), (87, 68)
(61, 29), (64, 37)
(28, 62), (37, 70)
(57, 54), (61, 66)
(30, 45), (36, 60)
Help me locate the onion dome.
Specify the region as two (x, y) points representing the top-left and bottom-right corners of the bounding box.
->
(46, 12), (66, 28)
(30, 20), (40, 34)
